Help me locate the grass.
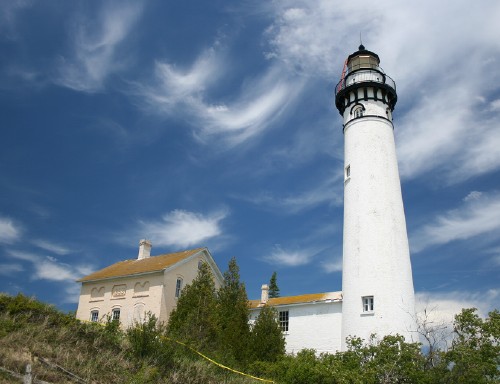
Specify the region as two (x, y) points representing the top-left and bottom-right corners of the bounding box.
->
(0, 293), (257, 384)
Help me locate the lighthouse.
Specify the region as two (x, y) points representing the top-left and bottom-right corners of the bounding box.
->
(335, 45), (417, 349)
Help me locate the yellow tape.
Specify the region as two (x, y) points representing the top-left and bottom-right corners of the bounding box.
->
(162, 336), (275, 383)
(79, 320), (274, 382)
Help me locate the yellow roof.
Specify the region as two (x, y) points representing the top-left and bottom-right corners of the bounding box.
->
(248, 291), (342, 309)
(77, 248), (204, 282)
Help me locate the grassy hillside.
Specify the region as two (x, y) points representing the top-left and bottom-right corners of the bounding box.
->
(0, 293), (256, 384)
(2, 293), (499, 383)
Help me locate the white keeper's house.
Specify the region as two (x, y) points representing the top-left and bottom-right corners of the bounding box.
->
(76, 45), (417, 353)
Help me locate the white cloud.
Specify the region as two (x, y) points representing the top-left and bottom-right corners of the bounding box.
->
(34, 258), (79, 282)
(56, 1), (143, 92)
(151, 48), (222, 106)
(414, 289), (499, 347)
(200, 71), (299, 145)
(263, 245), (316, 267)
(7, 250), (38, 262)
(322, 258), (342, 273)
(139, 209), (228, 248)
(32, 239), (72, 255)
(7, 249), (94, 285)
(411, 192), (500, 252)
(0, 263), (24, 275)
(0, 216), (21, 244)
(416, 289), (499, 326)
(135, 47), (305, 146)
(489, 99), (500, 111)
(239, 173), (342, 213)
(463, 191), (482, 202)
(0, 0), (31, 40)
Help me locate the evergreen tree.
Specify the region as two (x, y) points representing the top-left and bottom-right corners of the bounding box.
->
(269, 271), (280, 298)
(250, 306), (285, 362)
(167, 262), (218, 351)
(217, 257), (251, 366)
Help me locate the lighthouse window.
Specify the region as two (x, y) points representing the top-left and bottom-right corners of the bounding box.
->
(351, 104), (364, 118)
(345, 165), (351, 180)
(362, 296), (374, 312)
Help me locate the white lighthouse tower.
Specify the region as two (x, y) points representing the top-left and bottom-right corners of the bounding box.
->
(335, 45), (417, 349)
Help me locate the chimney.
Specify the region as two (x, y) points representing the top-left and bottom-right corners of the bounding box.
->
(138, 239), (152, 260)
(260, 284), (269, 304)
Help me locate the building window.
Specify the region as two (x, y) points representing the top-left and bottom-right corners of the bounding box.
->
(175, 277), (183, 298)
(90, 310), (99, 322)
(112, 308), (120, 321)
(198, 260), (204, 270)
(362, 296), (374, 312)
(345, 165), (351, 180)
(351, 104), (364, 117)
(279, 310), (289, 332)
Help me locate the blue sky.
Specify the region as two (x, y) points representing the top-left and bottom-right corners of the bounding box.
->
(1, 1), (499, 321)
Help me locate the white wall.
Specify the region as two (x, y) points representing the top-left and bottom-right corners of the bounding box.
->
(250, 301), (343, 354)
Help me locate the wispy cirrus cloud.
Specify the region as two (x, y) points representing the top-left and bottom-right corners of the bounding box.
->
(7, 250), (94, 283)
(0, 263), (24, 276)
(55, 1), (143, 92)
(0, 0), (31, 40)
(138, 209), (229, 249)
(411, 191), (500, 252)
(238, 173), (342, 214)
(263, 245), (317, 267)
(32, 239), (72, 255)
(0, 216), (22, 244)
(322, 258), (342, 273)
(134, 47), (305, 146)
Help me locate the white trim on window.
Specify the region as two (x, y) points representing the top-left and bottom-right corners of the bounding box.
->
(175, 277), (183, 298)
(112, 308), (120, 321)
(362, 296), (374, 313)
(279, 310), (289, 333)
(90, 310), (99, 322)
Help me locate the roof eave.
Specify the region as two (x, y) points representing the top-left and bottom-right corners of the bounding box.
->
(77, 269), (164, 283)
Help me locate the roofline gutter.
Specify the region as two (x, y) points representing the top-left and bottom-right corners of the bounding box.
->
(76, 269), (164, 283)
(249, 298), (343, 310)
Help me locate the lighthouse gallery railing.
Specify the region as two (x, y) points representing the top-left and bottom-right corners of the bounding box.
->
(335, 69), (396, 95)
